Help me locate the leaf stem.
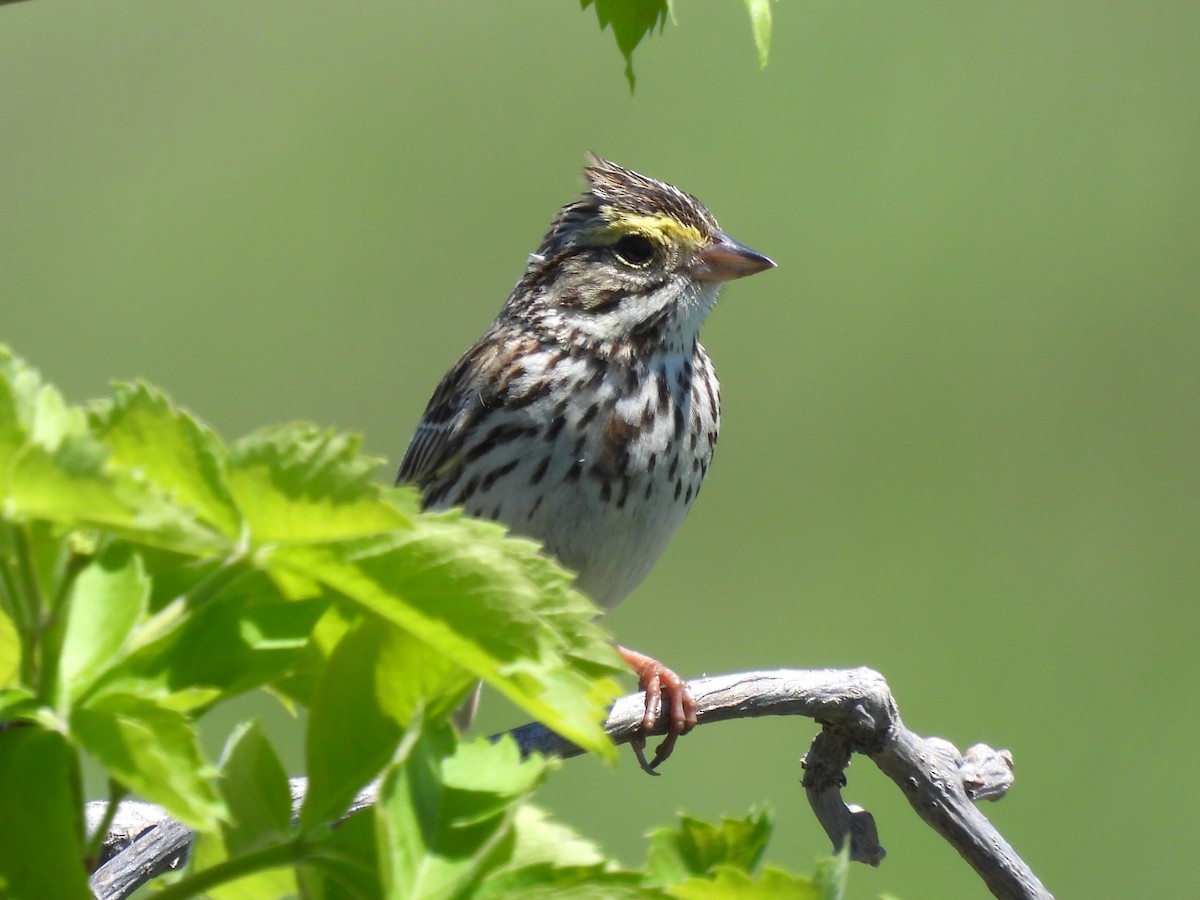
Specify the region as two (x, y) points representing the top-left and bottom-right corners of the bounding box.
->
(1, 520), (45, 687)
(295, 843), (380, 893)
(146, 836), (305, 900)
(0, 520), (26, 629)
(187, 551), (252, 608)
(84, 779), (128, 867)
(128, 552), (250, 652)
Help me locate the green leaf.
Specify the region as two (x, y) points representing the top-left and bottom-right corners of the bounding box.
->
(646, 809), (773, 885)
(0, 606), (18, 688)
(811, 847), (849, 900)
(21, 519), (76, 615)
(668, 865), (827, 900)
(71, 692), (225, 831)
(4, 437), (226, 557)
(376, 727), (550, 900)
(375, 616), (478, 726)
(272, 511), (624, 759)
(477, 804), (659, 898)
(0, 347), (88, 464)
(4, 435), (133, 528)
(301, 620), (405, 830)
(93, 571), (327, 707)
(0, 686), (40, 726)
(437, 733), (550, 816)
(269, 599), (355, 709)
(187, 721), (298, 900)
(92, 382), (242, 538)
(55, 543), (149, 709)
(226, 424), (407, 544)
(0, 348), (33, 471)
(0, 727), (91, 899)
(185, 837), (299, 900)
(0, 354), (217, 552)
(502, 804), (606, 870)
(743, 0), (772, 68)
(581, 0), (670, 89)
(300, 616), (472, 828)
(653, 828), (848, 900)
(298, 806), (381, 900)
(219, 720), (293, 847)
(479, 864), (654, 898)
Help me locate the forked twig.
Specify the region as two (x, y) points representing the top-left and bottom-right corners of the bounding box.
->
(88, 667), (1051, 900)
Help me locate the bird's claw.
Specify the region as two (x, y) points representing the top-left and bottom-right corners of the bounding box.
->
(629, 735), (661, 776)
(617, 645), (697, 775)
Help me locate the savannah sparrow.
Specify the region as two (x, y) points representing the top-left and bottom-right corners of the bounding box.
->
(397, 155), (774, 771)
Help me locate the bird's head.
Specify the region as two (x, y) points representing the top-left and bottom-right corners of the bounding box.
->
(508, 154), (774, 355)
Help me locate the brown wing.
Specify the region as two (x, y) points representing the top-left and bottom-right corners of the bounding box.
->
(396, 326), (524, 488)
(395, 355), (475, 488)
(397, 319), (547, 492)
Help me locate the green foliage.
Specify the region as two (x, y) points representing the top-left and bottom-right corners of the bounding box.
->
(645, 811), (848, 898)
(645, 809), (773, 884)
(0, 728), (90, 900)
(741, 0), (773, 69)
(0, 348), (845, 897)
(581, 0), (772, 88)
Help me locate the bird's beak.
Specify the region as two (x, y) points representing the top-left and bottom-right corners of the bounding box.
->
(689, 232), (776, 282)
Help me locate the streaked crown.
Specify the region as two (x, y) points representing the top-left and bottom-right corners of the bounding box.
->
(543, 154), (720, 254)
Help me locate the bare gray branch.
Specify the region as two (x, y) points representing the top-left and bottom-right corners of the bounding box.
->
(88, 667), (1051, 900)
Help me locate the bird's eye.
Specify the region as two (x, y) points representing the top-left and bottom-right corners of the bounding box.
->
(613, 233), (656, 268)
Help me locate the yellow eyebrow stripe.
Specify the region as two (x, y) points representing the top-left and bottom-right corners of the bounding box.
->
(596, 211), (706, 250)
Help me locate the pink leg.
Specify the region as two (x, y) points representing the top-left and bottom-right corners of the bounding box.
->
(616, 645), (697, 774)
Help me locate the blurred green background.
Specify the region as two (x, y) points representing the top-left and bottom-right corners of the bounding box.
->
(3, 2), (1197, 896)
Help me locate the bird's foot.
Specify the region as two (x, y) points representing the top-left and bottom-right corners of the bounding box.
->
(616, 645), (697, 775)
